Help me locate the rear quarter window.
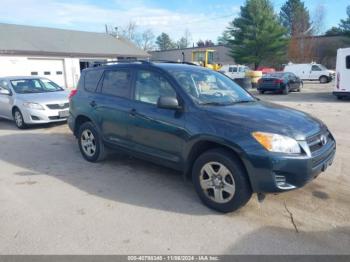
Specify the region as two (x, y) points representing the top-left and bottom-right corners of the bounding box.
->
(84, 69), (103, 92)
(346, 56), (350, 69)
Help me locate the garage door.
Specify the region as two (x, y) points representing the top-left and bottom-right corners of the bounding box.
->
(27, 59), (66, 87)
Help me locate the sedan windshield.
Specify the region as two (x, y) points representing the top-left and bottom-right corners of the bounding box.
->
(264, 73), (285, 78)
(166, 67), (255, 105)
(10, 78), (63, 94)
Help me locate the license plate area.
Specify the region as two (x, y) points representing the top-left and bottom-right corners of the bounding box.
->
(58, 110), (69, 118)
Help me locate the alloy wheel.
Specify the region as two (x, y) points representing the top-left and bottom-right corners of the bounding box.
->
(81, 129), (97, 157)
(199, 161), (236, 203)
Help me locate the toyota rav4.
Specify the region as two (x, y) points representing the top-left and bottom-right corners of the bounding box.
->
(68, 61), (336, 213)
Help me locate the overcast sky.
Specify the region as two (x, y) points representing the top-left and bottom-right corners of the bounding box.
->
(0, 0), (348, 44)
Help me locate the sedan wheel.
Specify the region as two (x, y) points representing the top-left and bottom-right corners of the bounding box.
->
(13, 109), (26, 129)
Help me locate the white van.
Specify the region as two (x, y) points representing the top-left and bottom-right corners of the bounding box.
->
(284, 62), (335, 83)
(219, 65), (249, 79)
(334, 48), (350, 99)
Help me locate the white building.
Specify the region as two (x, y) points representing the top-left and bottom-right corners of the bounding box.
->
(0, 23), (149, 89)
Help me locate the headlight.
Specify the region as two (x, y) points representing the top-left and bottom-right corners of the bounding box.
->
(23, 102), (45, 110)
(252, 132), (301, 154)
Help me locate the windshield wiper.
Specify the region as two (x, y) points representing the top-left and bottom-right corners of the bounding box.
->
(199, 102), (227, 106)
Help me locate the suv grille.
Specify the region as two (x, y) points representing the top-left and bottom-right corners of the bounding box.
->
(46, 103), (69, 110)
(307, 130), (332, 153)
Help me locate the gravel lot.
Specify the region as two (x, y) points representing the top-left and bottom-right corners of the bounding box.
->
(0, 82), (349, 254)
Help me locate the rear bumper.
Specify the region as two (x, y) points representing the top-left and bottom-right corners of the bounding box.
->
(257, 84), (284, 91)
(244, 139), (336, 193)
(333, 91), (350, 98)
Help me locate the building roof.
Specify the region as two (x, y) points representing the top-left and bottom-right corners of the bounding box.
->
(0, 23), (149, 58)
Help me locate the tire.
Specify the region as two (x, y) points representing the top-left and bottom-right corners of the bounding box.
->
(78, 122), (107, 162)
(258, 90), (264, 94)
(296, 81), (303, 92)
(283, 84), (289, 95)
(319, 76), (328, 84)
(13, 108), (26, 129)
(192, 148), (252, 213)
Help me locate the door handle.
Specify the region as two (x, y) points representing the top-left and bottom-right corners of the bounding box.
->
(129, 108), (137, 117)
(89, 100), (97, 107)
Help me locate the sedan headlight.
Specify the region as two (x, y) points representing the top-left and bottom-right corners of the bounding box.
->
(23, 102), (45, 110)
(252, 132), (301, 154)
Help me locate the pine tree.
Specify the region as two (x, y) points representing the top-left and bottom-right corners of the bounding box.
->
(226, 0), (287, 69)
(280, 0), (312, 36)
(156, 33), (176, 51)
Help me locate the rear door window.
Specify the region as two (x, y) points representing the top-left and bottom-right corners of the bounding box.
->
(84, 69), (103, 92)
(346, 56), (350, 69)
(101, 69), (131, 98)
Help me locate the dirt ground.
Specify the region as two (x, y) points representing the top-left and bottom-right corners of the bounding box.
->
(0, 82), (349, 254)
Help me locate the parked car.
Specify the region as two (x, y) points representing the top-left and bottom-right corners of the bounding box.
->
(334, 48), (350, 100)
(257, 72), (303, 94)
(283, 62), (335, 83)
(0, 76), (69, 128)
(68, 61), (336, 213)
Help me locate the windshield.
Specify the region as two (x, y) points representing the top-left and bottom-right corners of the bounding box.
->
(10, 78), (63, 94)
(318, 64), (328, 70)
(166, 67), (255, 105)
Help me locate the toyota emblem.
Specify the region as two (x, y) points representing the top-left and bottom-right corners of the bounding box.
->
(320, 135), (327, 146)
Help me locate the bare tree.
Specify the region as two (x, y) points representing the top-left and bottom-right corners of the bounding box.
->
(120, 21), (138, 42)
(312, 4), (326, 35)
(136, 29), (156, 51)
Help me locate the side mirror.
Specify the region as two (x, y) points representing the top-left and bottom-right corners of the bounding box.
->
(0, 89), (11, 95)
(157, 96), (181, 110)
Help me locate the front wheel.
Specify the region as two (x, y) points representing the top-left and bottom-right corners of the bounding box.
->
(319, 76), (328, 84)
(78, 122), (107, 162)
(13, 109), (26, 129)
(283, 84), (289, 95)
(192, 149), (252, 213)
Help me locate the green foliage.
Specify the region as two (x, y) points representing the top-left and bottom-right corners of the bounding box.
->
(156, 33), (176, 51)
(325, 27), (345, 36)
(280, 0), (311, 36)
(226, 0), (287, 69)
(339, 6), (350, 36)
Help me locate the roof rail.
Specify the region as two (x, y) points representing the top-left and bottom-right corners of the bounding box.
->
(90, 59), (198, 68)
(90, 59), (151, 67)
(150, 60), (198, 66)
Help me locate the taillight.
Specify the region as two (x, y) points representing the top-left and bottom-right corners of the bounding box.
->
(69, 89), (78, 100)
(274, 79), (283, 84)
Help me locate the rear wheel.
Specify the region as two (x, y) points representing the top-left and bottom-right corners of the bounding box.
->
(319, 76), (328, 84)
(78, 122), (107, 162)
(258, 90), (264, 94)
(192, 148), (252, 213)
(296, 81), (303, 92)
(13, 109), (26, 129)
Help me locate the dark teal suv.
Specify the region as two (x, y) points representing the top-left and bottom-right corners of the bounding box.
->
(68, 61), (336, 213)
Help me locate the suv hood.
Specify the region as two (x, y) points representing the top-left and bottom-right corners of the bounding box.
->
(203, 101), (324, 140)
(16, 90), (69, 103)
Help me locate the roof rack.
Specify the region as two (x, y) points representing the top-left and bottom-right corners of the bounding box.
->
(90, 59), (198, 68)
(90, 59), (151, 67)
(150, 60), (198, 66)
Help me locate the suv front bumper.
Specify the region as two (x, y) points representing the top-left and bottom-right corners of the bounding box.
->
(245, 138), (336, 193)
